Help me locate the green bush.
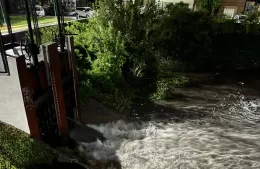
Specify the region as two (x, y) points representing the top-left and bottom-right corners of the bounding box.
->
(148, 3), (260, 72)
(96, 0), (159, 78)
(150, 77), (189, 100)
(0, 156), (17, 169)
(66, 17), (127, 87)
(150, 3), (212, 69)
(39, 25), (58, 44)
(67, 1), (260, 106)
(65, 0), (162, 110)
(66, 7), (131, 112)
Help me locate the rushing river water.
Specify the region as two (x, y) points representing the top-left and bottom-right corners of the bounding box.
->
(78, 83), (260, 169)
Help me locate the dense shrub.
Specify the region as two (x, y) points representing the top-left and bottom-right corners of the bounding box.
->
(65, 1), (260, 106)
(39, 25), (58, 44)
(150, 3), (212, 69)
(95, 0), (160, 79)
(150, 77), (189, 100)
(65, 0), (161, 111)
(149, 3), (260, 72)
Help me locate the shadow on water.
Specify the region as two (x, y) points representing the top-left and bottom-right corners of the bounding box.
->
(131, 99), (213, 123)
(130, 73), (260, 122)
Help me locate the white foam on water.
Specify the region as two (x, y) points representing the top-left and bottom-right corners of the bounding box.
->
(79, 95), (260, 169)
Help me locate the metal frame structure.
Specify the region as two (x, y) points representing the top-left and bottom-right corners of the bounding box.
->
(23, 0), (40, 66)
(0, 0), (79, 147)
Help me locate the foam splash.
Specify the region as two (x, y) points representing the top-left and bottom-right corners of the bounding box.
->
(79, 95), (260, 169)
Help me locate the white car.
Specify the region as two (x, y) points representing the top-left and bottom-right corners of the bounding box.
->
(35, 5), (45, 17)
(75, 7), (96, 19)
(233, 15), (247, 23)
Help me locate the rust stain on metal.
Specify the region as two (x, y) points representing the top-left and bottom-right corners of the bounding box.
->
(16, 56), (40, 138)
(47, 43), (68, 137)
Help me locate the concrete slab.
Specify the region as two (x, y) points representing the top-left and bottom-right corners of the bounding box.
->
(0, 56), (30, 133)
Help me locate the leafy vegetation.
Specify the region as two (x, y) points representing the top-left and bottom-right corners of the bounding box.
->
(39, 25), (58, 44)
(52, 0), (260, 110)
(151, 77), (189, 100)
(245, 12), (260, 24)
(0, 122), (56, 169)
(65, 0), (159, 112)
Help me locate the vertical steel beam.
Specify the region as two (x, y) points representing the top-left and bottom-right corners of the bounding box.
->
(0, 31), (9, 74)
(1, 0), (14, 45)
(24, 0), (39, 66)
(54, 0), (65, 51)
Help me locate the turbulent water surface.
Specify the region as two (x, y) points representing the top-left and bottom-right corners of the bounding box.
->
(79, 93), (260, 169)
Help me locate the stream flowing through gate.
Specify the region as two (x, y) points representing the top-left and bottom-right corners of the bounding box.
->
(78, 77), (260, 169)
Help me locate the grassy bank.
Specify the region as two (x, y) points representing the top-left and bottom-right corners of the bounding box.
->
(0, 122), (56, 169)
(10, 16), (57, 26)
(0, 16), (74, 29)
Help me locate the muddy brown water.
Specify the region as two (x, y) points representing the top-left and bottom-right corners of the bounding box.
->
(77, 73), (260, 169)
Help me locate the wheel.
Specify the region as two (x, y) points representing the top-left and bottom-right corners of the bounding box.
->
(75, 13), (79, 20)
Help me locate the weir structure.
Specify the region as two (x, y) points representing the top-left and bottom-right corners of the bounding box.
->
(0, 0), (79, 147)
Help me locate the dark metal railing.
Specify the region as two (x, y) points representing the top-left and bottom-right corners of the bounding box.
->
(34, 87), (61, 146)
(0, 31), (9, 74)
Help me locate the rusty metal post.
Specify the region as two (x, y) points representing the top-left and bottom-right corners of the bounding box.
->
(47, 43), (68, 140)
(16, 56), (40, 138)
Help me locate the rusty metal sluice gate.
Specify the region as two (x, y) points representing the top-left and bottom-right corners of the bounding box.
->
(0, 0), (79, 147)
